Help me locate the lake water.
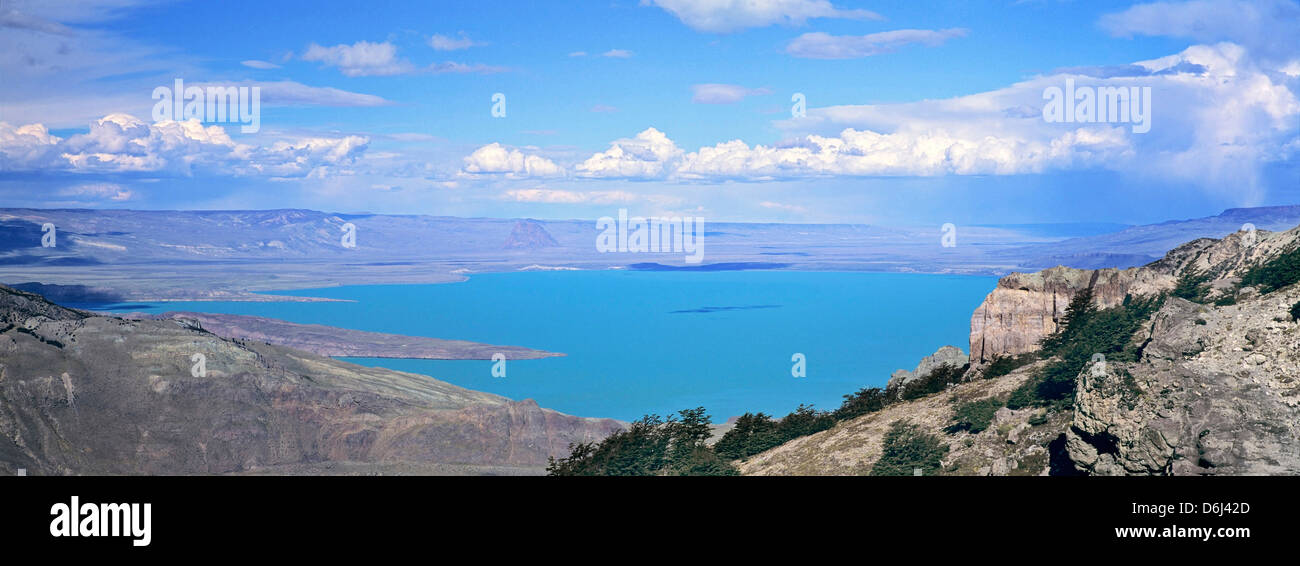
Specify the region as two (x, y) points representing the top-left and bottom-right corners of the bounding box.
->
(95, 270), (996, 422)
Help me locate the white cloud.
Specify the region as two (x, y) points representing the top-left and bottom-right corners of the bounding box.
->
(646, 0), (881, 33)
(241, 60), (281, 69)
(429, 32), (485, 51)
(602, 49), (633, 58)
(568, 51), (588, 57)
(461, 143), (565, 177)
(775, 42), (1299, 195)
(63, 182), (133, 201)
(0, 113), (370, 178)
(786, 28), (969, 59)
(1099, 0), (1300, 60)
(302, 41), (412, 76)
(301, 40), (506, 76)
(576, 128), (683, 178)
(692, 83), (772, 104)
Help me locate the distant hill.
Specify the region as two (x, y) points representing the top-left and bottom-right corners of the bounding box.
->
(0, 285), (618, 475)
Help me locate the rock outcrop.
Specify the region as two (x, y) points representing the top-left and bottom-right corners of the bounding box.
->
(742, 224), (1300, 476)
(968, 227), (1277, 364)
(1064, 290), (1300, 475)
(886, 345), (967, 392)
(0, 285), (619, 475)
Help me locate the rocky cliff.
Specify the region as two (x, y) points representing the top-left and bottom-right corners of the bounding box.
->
(967, 226), (1278, 364)
(0, 285), (619, 475)
(741, 224), (1300, 476)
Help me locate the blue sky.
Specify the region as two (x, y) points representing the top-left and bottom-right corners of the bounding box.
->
(1, 0), (1297, 225)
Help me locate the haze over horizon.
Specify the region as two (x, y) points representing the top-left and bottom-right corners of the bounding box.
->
(2, 0), (1298, 226)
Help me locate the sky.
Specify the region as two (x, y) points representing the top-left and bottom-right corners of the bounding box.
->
(0, 0), (1297, 226)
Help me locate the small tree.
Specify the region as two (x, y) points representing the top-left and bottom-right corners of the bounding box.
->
(869, 420), (948, 476)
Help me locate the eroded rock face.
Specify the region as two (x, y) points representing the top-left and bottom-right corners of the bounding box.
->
(1065, 291), (1300, 475)
(886, 345), (967, 392)
(967, 228), (1286, 365)
(0, 285), (620, 475)
(968, 266), (1176, 364)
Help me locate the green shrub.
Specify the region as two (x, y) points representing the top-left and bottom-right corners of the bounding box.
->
(1240, 245), (1300, 294)
(833, 386), (889, 421)
(712, 404), (834, 461)
(1291, 300), (1300, 322)
(899, 362), (970, 400)
(1019, 289), (1165, 408)
(983, 353), (1036, 379)
(547, 407), (737, 476)
(869, 420), (949, 476)
(1172, 265), (1211, 303)
(949, 397), (1001, 434)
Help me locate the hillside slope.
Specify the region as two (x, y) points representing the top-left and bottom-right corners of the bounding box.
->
(0, 285), (619, 475)
(740, 224), (1300, 476)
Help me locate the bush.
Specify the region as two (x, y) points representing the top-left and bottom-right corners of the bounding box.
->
(1240, 245), (1300, 294)
(949, 397), (1001, 434)
(1291, 300), (1300, 322)
(547, 407), (737, 476)
(869, 420), (949, 476)
(712, 404), (834, 461)
(1015, 289), (1165, 408)
(833, 386), (889, 421)
(983, 353), (1036, 379)
(1172, 265), (1211, 303)
(899, 362), (970, 400)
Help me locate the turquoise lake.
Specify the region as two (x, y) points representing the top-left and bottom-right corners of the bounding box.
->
(96, 271), (996, 422)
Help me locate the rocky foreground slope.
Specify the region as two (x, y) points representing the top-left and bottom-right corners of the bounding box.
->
(742, 225), (1300, 476)
(0, 286), (619, 475)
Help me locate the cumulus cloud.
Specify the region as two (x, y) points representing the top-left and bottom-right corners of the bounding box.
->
(675, 126), (1132, 179)
(646, 0), (881, 33)
(776, 42), (1300, 195)
(0, 113), (369, 178)
(461, 143), (565, 177)
(457, 41), (1297, 193)
(576, 128), (683, 178)
(692, 84), (772, 104)
(786, 28), (969, 59)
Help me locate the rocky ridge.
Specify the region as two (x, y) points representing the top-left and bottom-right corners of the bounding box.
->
(741, 224), (1300, 476)
(0, 285), (619, 475)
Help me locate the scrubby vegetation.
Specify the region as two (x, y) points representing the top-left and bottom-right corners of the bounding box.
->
(949, 397), (1001, 434)
(712, 405), (834, 461)
(1239, 245), (1300, 294)
(1291, 300), (1300, 322)
(868, 420), (948, 476)
(1007, 289), (1165, 409)
(898, 363), (970, 400)
(1172, 265), (1211, 303)
(547, 407), (737, 476)
(982, 353), (1035, 379)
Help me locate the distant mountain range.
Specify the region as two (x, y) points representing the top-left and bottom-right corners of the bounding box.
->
(1, 205), (1297, 300)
